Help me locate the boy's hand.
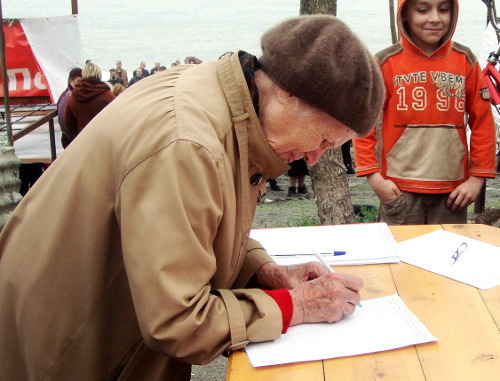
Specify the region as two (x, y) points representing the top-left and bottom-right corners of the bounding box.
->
(447, 176), (485, 211)
(367, 172), (401, 203)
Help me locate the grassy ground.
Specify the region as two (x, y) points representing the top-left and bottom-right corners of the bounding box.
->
(253, 174), (500, 228)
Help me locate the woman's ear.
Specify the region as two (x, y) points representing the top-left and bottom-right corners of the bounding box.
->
(275, 87), (293, 105)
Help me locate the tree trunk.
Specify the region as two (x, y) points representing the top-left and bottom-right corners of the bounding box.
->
(309, 150), (355, 224)
(299, 0), (355, 225)
(300, 0), (336, 15)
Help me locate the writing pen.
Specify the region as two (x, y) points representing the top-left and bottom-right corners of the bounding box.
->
(318, 251), (347, 256)
(314, 252), (362, 308)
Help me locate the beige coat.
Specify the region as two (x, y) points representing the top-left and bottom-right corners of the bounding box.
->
(0, 52), (289, 380)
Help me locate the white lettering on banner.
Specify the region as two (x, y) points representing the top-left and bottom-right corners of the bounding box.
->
(7, 68), (47, 91)
(33, 72), (46, 90)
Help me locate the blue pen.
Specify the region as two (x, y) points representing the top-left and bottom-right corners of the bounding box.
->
(320, 251), (347, 256)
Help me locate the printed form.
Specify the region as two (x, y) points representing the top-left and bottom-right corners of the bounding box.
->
(398, 229), (500, 290)
(245, 294), (436, 367)
(249, 222), (400, 266)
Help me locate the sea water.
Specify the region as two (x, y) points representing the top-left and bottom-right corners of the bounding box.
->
(1, 0), (494, 75)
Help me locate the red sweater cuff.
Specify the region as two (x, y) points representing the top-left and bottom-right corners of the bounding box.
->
(264, 289), (293, 333)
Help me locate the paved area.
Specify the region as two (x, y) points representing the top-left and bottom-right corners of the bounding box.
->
(191, 356), (227, 381)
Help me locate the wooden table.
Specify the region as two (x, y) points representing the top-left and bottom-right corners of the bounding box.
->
(226, 224), (500, 381)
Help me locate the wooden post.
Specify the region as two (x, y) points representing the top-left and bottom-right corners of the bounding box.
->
(71, 0), (78, 15)
(389, 0), (398, 44)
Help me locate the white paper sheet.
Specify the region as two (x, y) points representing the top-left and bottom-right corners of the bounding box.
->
(398, 230), (500, 290)
(245, 294), (436, 367)
(250, 223), (399, 266)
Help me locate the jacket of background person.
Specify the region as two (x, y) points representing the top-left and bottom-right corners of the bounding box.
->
(0, 52), (289, 380)
(354, 0), (496, 193)
(57, 86), (75, 148)
(64, 78), (115, 144)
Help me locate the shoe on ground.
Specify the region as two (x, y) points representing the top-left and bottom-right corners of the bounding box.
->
(297, 185), (308, 194)
(270, 185), (283, 191)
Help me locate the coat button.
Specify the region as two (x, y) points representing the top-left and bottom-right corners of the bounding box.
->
(250, 174), (263, 186)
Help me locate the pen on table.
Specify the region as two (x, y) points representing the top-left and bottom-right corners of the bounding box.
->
(314, 251), (362, 308)
(321, 251), (347, 256)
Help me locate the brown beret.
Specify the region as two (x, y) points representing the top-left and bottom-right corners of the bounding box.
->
(259, 15), (384, 136)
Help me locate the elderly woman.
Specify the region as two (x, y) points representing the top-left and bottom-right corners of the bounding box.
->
(64, 62), (115, 146)
(0, 15), (383, 380)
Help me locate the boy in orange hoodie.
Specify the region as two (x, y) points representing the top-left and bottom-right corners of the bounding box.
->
(354, 0), (497, 224)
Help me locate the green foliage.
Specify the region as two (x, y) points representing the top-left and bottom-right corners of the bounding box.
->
(354, 205), (378, 223)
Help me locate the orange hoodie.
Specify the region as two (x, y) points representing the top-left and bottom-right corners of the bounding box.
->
(353, 0), (496, 193)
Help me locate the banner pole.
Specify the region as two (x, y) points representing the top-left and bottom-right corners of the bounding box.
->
(71, 0), (78, 15)
(0, 0), (13, 146)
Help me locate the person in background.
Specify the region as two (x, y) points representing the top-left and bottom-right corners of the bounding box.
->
(133, 61), (149, 77)
(128, 67), (145, 87)
(268, 178), (282, 191)
(287, 158), (309, 196)
(18, 163), (45, 196)
(107, 68), (124, 87)
(57, 67), (82, 148)
(115, 60), (128, 87)
(64, 62), (115, 146)
(341, 140), (355, 174)
(354, 0), (496, 225)
(184, 56), (203, 64)
(0, 15), (384, 380)
(112, 83), (125, 96)
(150, 60), (162, 74)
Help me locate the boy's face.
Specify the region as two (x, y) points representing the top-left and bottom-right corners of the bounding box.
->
(403, 0), (452, 55)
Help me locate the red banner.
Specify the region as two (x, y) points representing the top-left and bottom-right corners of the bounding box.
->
(0, 21), (51, 101)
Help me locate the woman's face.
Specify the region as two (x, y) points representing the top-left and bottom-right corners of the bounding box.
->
(260, 95), (357, 166)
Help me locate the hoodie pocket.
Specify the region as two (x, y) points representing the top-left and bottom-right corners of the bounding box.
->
(386, 125), (465, 182)
(380, 192), (407, 224)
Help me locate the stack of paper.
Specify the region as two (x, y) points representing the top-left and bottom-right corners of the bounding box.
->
(398, 229), (500, 290)
(250, 222), (400, 266)
(245, 294), (437, 367)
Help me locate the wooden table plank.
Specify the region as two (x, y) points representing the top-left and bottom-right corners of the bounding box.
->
(443, 224), (500, 335)
(226, 224), (500, 380)
(323, 266), (425, 380)
(321, 227), (438, 380)
(324, 347), (425, 381)
(442, 224), (500, 246)
(226, 350), (324, 380)
(389, 224), (442, 242)
(391, 224), (500, 380)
